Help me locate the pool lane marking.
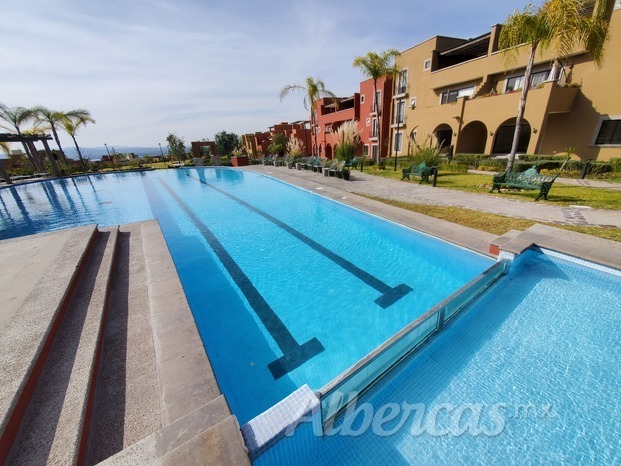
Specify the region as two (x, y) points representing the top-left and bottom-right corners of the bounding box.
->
(185, 172), (413, 309)
(148, 177), (324, 380)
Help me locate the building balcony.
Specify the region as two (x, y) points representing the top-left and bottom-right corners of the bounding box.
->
(465, 82), (578, 119)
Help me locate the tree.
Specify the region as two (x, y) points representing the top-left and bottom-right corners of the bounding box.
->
(61, 112), (96, 172)
(0, 142), (11, 183)
(214, 131), (240, 158)
(280, 77), (337, 157)
(267, 133), (288, 156)
(353, 49), (400, 164)
(499, 0), (610, 172)
(0, 103), (43, 171)
(166, 132), (186, 163)
(35, 107), (93, 167)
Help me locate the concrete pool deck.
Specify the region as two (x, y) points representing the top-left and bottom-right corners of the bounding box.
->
(0, 167), (619, 464)
(245, 164), (621, 228)
(0, 222), (250, 465)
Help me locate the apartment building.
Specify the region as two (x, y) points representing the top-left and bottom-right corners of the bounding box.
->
(313, 77), (393, 159)
(241, 121), (312, 156)
(390, 1), (621, 161)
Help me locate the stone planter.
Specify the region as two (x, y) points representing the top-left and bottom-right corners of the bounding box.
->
(232, 156), (249, 167)
(296, 163), (303, 170)
(287, 161), (294, 169)
(322, 167), (330, 177)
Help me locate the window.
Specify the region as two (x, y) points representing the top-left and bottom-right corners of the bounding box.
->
(372, 144), (379, 159)
(506, 75), (524, 92)
(595, 119), (621, 145)
(326, 124), (332, 133)
(361, 94), (365, 103)
(423, 59), (431, 71)
(440, 86), (474, 105)
(395, 99), (406, 124)
(396, 70), (408, 94)
(365, 117), (371, 126)
(530, 70), (550, 87)
(394, 132), (403, 152)
(363, 145), (369, 156)
(372, 118), (378, 138)
(506, 70), (550, 92)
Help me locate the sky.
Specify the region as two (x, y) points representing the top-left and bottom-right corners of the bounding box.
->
(1, 0), (532, 151)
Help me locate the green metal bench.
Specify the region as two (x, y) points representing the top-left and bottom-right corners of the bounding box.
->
(401, 162), (434, 183)
(490, 165), (559, 201)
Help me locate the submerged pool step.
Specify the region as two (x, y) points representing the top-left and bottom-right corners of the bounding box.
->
(6, 228), (119, 465)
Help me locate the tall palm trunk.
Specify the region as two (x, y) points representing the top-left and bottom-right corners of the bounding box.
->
(506, 42), (537, 172)
(50, 123), (68, 166)
(70, 134), (88, 172)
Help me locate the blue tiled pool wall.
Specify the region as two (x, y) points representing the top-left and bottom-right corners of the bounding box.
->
(256, 248), (621, 465)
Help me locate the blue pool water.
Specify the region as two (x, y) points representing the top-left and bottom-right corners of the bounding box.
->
(0, 169), (493, 424)
(256, 249), (621, 465)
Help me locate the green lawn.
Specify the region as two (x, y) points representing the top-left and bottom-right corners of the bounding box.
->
(364, 168), (621, 210)
(360, 195), (621, 243)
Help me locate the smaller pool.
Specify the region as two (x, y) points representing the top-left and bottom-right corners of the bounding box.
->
(256, 248), (621, 465)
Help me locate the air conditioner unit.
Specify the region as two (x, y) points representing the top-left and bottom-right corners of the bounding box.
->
(410, 98), (416, 108)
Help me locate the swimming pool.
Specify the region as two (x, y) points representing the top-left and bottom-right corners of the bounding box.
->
(0, 169), (493, 424)
(256, 248), (621, 465)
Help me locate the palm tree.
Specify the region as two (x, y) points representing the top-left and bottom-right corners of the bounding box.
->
(61, 111), (95, 172)
(353, 49), (400, 164)
(0, 103), (43, 171)
(0, 141), (12, 184)
(499, 0), (610, 172)
(280, 77), (337, 157)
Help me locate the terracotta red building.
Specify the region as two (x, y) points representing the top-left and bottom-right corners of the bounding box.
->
(313, 77), (393, 160)
(242, 121), (312, 156)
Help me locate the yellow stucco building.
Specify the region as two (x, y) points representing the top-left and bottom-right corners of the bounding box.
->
(389, 1), (621, 161)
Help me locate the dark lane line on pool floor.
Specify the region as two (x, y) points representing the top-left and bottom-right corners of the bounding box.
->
(145, 177), (324, 380)
(186, 171), (413, 309)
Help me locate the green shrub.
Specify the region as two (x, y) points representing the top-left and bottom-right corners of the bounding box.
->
(518, 154), (567, 162)
(410, 134), (442, 167)
(605, 158), (621, 173)
(440, 162), (468, 173)
(478, 159), (508, 171)
(453, 154), (491, 168)
(588, 162), (612, 174)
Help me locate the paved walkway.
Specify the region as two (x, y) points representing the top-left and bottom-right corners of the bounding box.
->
(247, 165), (621, 228)
(469, 169), (621, 190)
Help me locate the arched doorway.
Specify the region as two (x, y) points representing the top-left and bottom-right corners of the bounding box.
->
(325, 144), (333, 159)
(493, 118), (531, 154)
(457, 121), (487, 154)
(433, 124), (453, 149)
